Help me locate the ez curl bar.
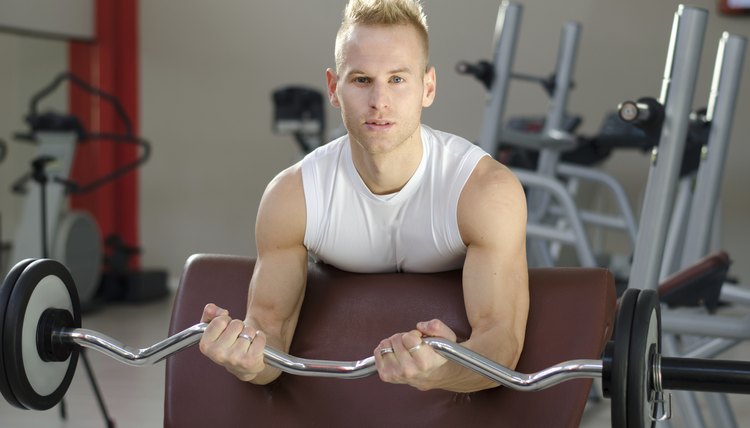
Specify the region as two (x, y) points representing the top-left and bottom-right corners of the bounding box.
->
(3, 259), (750, 428)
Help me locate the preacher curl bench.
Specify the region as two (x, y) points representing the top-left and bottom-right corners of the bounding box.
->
(164, 254), (616, 427)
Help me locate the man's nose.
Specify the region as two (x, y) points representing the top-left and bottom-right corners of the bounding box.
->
(369, 83), (390, 110)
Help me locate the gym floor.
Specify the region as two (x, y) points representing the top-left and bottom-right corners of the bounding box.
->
(2, 292), (750, 428)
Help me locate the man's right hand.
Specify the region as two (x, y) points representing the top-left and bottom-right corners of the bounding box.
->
(199, 303), (267, 382)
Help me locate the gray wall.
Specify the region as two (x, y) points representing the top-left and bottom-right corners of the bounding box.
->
(1, 0), (748, 282)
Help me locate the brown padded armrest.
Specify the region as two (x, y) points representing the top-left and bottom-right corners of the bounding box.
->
(658, 251), (730, 296)
(165, 254), (616, 428)
(658, 251), (730, 312)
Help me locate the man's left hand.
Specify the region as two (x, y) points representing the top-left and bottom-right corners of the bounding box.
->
(374, 319), (457, 391)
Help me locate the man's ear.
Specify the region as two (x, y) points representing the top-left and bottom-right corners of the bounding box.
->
(422, 66), (436, 108)
(326, 68), (341, 108)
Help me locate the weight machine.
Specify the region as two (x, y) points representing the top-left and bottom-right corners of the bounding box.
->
(464, 2), (747, 426)
(458, 2), (639, 274)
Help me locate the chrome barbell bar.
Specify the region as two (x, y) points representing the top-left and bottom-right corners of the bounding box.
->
(59, 323), (603, 390)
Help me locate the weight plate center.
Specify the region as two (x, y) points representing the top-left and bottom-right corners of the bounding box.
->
(21, 274), (74, 395)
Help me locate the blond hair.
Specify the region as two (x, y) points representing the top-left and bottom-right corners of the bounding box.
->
(335, 0), (429, 72)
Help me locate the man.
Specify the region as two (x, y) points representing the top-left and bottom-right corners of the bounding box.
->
(199, 0), (528, 393)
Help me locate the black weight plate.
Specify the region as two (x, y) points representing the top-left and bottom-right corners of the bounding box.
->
(0, 259), (37, 408)
(627, 289), (661, 428)
(611, 288), (640, 428)
(3, 259), (81, 410)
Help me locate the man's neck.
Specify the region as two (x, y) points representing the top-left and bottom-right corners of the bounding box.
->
(350, 130), (424, 196)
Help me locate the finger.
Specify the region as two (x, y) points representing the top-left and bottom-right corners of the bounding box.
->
(395, 331), (421, 351)
(373, 339), (393, 369)
(226, 327), (259, 366)
(226, 330), (267, 381)
(201, 303), (229, 323)
(215, 319), (246, 348)
(402, 330), (437, 373)
(402, 330), (425, 353)
(201, 314), (232, 343)
(390, 333), (411, 362)
(377, 339), (396, 358)
(390, 334), (419, 378)
(374, 339), (401, 383)
(247, 330), (267, 358)
(234, 325), (257, 352)
(416, 319), (457, 341)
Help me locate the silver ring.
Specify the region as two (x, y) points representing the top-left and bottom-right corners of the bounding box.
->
(407, 342), (424, 354)
(238, 333), (254, 344)
(379, 347), (395, 356)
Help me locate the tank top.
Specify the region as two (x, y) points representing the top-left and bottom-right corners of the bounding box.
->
(301, 125), (488, 273)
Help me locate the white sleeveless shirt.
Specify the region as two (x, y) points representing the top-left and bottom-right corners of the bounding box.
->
(301, 125), (488, 273)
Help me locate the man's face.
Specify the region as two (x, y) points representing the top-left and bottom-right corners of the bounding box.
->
(327, 24), (436, 155)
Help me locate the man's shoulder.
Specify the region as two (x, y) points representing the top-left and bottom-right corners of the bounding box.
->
(267, 163), (303, 195)
(467, 157), (522, 194)
(458, 157), (527, 245)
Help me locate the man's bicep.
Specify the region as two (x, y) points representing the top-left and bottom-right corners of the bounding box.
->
(462, 238), (528, 332)
(458, 160), (529, 361)
(247, 165), (309, 346)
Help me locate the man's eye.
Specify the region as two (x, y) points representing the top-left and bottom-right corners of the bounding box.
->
(354, 76), (370, 84)
(391, 76), (404, 83)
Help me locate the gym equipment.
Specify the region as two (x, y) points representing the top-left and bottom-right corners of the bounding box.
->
(167, 254), (614, 427)
(271, 85), (347, 157)
(272, 86), (326, 154)
(7, 72), (155, 309)
(5, 72), (156, 428)
(613, 28), (746, 428)
(458, 2), (638, 270)
(601, 23), (745, 427)
(0, 259), (79, 411)
(618, 23), (748, 422)
(10, 143), (102, 307)
(625, 32), (746, 286)
(678, 33), (745, 272)
(96, 235), (169, 303)
(4, 258), (750, 427)
(624, 5), (706, 291)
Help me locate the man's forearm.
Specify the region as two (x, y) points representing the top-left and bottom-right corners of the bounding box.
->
(244, 315), (293, 385)
(420, 328), (522, 393)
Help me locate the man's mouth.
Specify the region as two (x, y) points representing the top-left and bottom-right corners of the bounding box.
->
(365, 120), (394, 130)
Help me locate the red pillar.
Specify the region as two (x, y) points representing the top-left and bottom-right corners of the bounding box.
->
(68, 0), (140, 269)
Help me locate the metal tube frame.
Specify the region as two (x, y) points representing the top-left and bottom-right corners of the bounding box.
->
(526, 22), (581, 223)
(661, 312), (750, 340)
(627, 6), (708, 291)
(471, 7), (637, 270)
(514, 169), (598, 266)
(659, 33), (746, 428)
(477, 1), (522, 154)
(555, 162), (638, 243)
(681, 337), (741, 360)
(680, 33), (747, 268)
(659, 179), (694, 280)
